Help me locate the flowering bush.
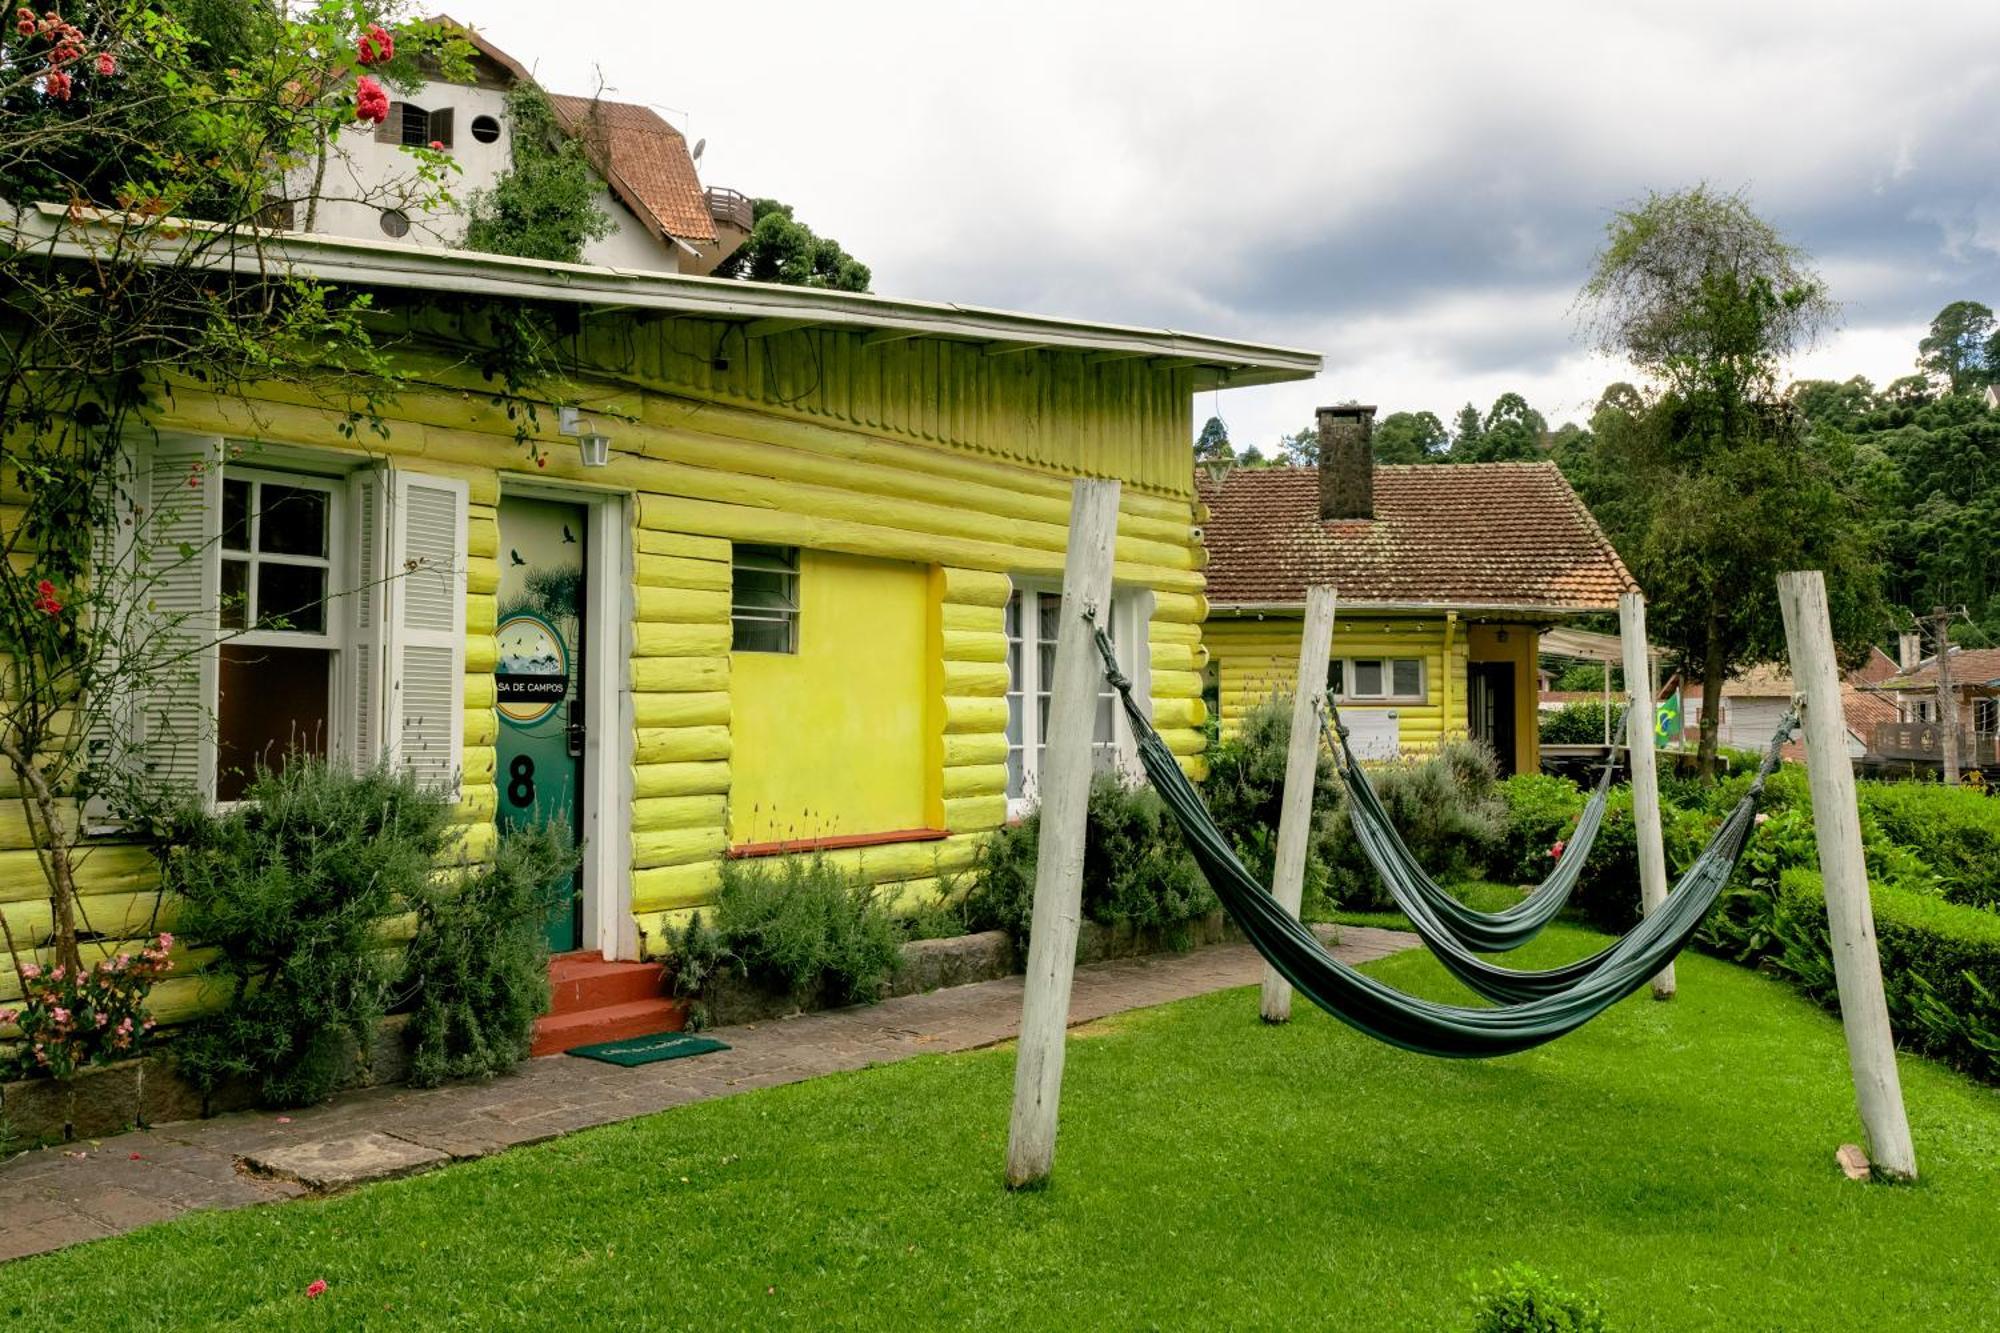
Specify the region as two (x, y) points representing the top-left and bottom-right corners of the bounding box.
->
(3, 934), (171, 1079)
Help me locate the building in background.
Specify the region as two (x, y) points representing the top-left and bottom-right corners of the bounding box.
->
(291, 22), (751, 273)
(1199, 407), (1636, 777)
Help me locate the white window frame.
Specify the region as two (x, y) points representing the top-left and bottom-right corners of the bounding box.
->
(730, 543), (800, 654)
(1974, 697), (1998, 736)
(212, 466), (347, 801)
(1337, 656), (1426, 704)
(1004, 583), (1146, 818)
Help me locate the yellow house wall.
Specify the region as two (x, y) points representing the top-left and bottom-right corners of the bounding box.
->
(1206, 613), (1472, 754)
(3, 321), (1213, 1010)
(727, 551), (937, 845)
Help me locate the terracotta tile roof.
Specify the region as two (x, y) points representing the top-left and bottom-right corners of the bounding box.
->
(1197, 462), (1637, 613)
(1883, 647), (2000, 692)
(545, 94), (717, 245)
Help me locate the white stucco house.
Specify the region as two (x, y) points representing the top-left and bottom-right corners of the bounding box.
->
(292, 20), (752, 275)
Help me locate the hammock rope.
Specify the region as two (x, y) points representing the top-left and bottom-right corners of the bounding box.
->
(1321, 694), (1624, 954)
(1088, 622), (1789, 1059)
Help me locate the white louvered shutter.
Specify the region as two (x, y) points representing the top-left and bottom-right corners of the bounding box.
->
(139, 436), (223, 800)
(346, 468), (390, 769)
(79, 443), (151, 828)
(383, 470), (466, 795)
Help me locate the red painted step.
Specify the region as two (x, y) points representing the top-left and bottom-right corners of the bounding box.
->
(530, 996), (688, 1057)
(547, 952), (670, 1015)
(533, 953), (685, 1057)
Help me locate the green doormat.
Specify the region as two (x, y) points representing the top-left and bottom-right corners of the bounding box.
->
(565, 1032), (731, 1066)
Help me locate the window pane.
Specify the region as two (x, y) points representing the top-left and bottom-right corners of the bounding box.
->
(1328, 660), (1345, 695)
(256, 562), (327, 633)
(1037, 594), (1060, 646)
(400, 104), (430, 147)
(731, 617), (792, 653)
(222, 479), (251, 552)
(1392, 659), (1422, 697)
(732, 568), (796, 611)
(1006, 691), (1022, 744)
(220, 558), (249, 630)
(734, 544), (797, 572)
(1095, 692), (1115, 743)
(1006, 746), (1024, 801)
(1354, 660), (1384, 695)
(216, 644), (330, 802)
(1004, 592), (1020, 639)
(256, 483), (328, 558)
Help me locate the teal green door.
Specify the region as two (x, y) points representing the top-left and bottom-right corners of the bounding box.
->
(495, 497), (588, 953)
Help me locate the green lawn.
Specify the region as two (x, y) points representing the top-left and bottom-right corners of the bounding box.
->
(4, 927), (1998, 1330)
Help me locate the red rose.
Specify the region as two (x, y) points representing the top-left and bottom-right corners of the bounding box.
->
(354, 73), (389, 124)
(43, 69), (71, 100)
(95, 51), (114, 76)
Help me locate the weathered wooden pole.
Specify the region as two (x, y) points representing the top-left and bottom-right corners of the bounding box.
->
(1005, 478), (1120, 1190)
(1933, 606), (1958, 785)
(1262, 585), (1337, 1023)
(1778, 570), (1918, 1182)
(1619, 592), (1675, 1000)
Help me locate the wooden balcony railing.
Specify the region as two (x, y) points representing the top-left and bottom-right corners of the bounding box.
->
(1869, 722), (2000, 766)
(705, 187), (753, 231)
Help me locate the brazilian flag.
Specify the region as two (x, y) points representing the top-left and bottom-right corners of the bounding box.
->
(1655, 691), (1683, 746)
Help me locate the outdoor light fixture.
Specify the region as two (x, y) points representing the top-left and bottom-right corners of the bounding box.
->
(558, 405), (612, 468)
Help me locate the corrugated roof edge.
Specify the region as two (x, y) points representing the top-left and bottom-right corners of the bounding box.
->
(5, 200), (1323, 388)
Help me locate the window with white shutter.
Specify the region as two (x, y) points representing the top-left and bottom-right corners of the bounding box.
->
(382, 471), (467, 795)
(139, 436), (223, 799)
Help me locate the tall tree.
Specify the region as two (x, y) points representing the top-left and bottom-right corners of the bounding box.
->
(711, 198), (870, 292)
(1451, 402), (1483, 455)
(1578, 186), (1880, 776)
(1453, 391), (1547, 461)
(1373, 409), (1448, 463)
(1194, 415), (1233, 464)
(1917, 300), (1996, 393)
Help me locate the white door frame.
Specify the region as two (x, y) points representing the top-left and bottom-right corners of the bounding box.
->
(499, 481), (636, 960)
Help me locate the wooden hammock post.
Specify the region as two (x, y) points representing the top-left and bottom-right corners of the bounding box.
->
(1777, 570), (1918, 1182)
(1262, 585), (1338, 1023)
(1006, 478), (1121, 1190)
(1619, 592), (1675, 1000)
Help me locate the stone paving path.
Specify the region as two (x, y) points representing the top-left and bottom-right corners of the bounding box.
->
(0, 926), (1412, 1264)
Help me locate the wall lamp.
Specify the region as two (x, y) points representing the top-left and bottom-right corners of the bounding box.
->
(558, 406), (612, 468)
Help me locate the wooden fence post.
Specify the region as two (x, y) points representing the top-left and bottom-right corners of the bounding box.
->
(1005, 478), (1120, 1190)
(1620, 592), (1675, 1000)
(1777, 570), (1918, 1182)
(1262, 585), (1337, 1023)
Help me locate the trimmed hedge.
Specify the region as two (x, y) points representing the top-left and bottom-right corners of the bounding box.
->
(1324, 740), (1507, 911)
(1496, 773), (1587, 886)
(1857, 783), (2000, 910)
(1770, 867), (2000, 1084)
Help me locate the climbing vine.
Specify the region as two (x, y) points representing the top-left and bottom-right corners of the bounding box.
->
(463, 85), (612, 264)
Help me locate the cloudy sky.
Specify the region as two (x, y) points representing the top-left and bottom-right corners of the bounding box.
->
(466, 0), (2000, 451)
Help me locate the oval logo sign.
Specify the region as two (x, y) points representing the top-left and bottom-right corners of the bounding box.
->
(495, 611), (570, 726)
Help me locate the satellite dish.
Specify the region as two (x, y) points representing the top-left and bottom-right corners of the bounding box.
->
(691, 137), (706, 163)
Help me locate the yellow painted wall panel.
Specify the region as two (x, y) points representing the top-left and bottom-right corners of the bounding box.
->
(631, 656), (729, 694)
(634, 726), (732, 765)
(729, 551), (933, 844)
(939, 566), (1013, 608)
(0, 845), (157, 903)
(635, 552), (732, 591)
(941, 602), (1003, 633)
(632, 794), (729, 833)
(942, 763), (1007, 799)
(632, 691), (732, 729)
(943, 696), (1009, 735)
(633, 622), (734, 659)
(942, 629), (1007, 664)
(944, 733), (1009, 767)
(944, 794), (1007, 833)
(943, 660), (1009, 698)
(633, 827), (729, 871)
(632, 761), (732, 799)
(636, 529), (733, 563)
(636, 585), (731, 624)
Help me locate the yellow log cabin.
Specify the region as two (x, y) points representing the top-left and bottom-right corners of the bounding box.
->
(2, 220), (1321, 1033)
(1198, 407), (1637, 776)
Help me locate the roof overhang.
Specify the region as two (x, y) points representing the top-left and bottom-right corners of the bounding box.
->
(5, 201), (1323, 389)
(1208, 598), (1622, 619)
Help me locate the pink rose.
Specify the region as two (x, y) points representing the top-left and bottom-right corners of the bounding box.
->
(94, 51), (114, 76)
(354, 74), (389, 124)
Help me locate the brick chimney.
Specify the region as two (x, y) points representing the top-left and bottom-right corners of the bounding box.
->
(1317, 404), (1378, 521)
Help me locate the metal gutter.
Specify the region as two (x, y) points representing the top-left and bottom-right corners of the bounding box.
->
(1207, 598), (1622, 618)
(5, 201), (1323, 387)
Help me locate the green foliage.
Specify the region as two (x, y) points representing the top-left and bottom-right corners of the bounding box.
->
(1566, 787), (1713, 933)
(712, 198), (871, 291)
(1771, 868), (2000, 1083)
(1548, 661), (1608, 691)
(1454, 392), (1548, 462)
(1194, 415), (1232, 464)
(1468, 1264), (1610, 1333)
(962, 775), (1218, 948)
(163, 762), (456, 1107)
(463, 86), (613, 264)
(1325, 740), (1507, 910)
(400, 821), (579, 1088)
(689, 855), (903, 1007)
(1497, 773), (1588, 884)
(1373, 409), (1449, 463)
(1917, 300), (1995, 393)
(1539, 701), (1614, 745)
(1855, 783), (2000, 909)
(1201, 694), (1341, 905)
(663, 910), (727, 1030)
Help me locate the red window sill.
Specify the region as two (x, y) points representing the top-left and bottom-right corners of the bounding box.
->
(727, 828), (949, 859)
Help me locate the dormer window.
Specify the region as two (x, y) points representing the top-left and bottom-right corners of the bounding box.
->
(375, 102), (454, 149)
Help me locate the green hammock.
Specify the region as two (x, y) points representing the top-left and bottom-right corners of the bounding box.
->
(1330, 703), (1795, 1004)
(1090, 627), (1782, 1059)
(1324, 697), (1621, 954)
